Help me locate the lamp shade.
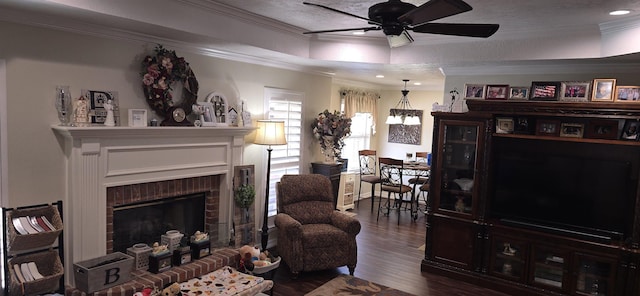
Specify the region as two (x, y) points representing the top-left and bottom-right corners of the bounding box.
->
(254, 120), (287, 146)
(403, 115), (421, 126)
(385, 115), (402, 125)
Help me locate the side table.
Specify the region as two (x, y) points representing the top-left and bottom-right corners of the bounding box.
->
(311, 162), (342, 209)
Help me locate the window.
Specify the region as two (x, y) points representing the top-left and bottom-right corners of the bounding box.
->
(264, 88), (303, 217)
(342, 113), (373, 171)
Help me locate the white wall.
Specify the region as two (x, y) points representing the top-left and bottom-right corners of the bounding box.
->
(0, 21), (336, 210)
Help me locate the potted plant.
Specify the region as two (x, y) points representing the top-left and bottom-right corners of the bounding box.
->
(311, 109), (352, 163)
(234, 184), (256, 223)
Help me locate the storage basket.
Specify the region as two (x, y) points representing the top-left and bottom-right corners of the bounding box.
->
(8, 250), (63, 296)
(250, 256), (281, 278)
(6, 205), (63, 252)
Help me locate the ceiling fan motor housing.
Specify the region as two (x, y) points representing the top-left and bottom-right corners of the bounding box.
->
(369, 0), (416, 35)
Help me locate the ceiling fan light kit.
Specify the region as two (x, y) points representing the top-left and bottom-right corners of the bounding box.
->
(387, 30), (414, 48)
(303, 0), (499, 48)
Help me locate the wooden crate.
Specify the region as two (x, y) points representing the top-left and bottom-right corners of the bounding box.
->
(73, 252), (134, 293)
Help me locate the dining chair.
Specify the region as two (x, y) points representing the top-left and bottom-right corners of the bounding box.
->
(378, 157), (413, 225)
(418, 182), (430, 214)
(407, 152), (430, 186)
(357, 150), (382, 212)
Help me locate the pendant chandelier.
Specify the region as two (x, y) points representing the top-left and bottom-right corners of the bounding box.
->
(385, 79), (421, 126)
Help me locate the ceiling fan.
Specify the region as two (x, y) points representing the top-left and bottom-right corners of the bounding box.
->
(302, 0), (499, 47)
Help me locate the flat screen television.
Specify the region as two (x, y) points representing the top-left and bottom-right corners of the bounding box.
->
(489, 138), (638, 242)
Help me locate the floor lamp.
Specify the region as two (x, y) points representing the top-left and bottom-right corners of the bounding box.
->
(253, 120), (287, 251)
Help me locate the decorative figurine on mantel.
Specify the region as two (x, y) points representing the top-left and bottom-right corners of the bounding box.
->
(151, 242), (169, 255)
(192, 231), (209, 242)
(449, 88), (463, 113)
(73, 95), (90, 126)
(104, 99), (115, 126)
(190, 230), (211, 259)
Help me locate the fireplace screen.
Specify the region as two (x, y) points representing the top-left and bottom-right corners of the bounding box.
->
(113, 193), (205, 253)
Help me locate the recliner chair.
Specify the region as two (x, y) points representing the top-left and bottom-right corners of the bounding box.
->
(275, 174), (361, 278)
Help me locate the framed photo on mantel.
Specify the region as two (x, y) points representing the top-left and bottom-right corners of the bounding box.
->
(485, 85), (509, 100)
(530, 81), (561, 101)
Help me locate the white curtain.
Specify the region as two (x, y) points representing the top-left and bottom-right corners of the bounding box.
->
(342, 89), (379, 134)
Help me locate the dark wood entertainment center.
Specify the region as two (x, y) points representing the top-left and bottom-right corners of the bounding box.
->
(422, 100), (640, 296)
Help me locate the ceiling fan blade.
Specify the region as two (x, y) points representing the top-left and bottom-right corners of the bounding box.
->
(412, 23), (499, 38)
(303, 2), (382, 25)
(398, 0), (472, 25)
(303, 26), (381, 34)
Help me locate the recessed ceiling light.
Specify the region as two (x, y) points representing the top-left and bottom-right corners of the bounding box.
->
(352, 31), (365, 35)
(413, 82), (422, 86)
(376, 75), (384, 78)
(610, 10), (631, 16)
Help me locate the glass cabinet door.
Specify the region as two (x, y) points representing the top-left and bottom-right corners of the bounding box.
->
(531, 247), (566, 290)
(437, 123), (479, 216)
(490, 235), (526, 282)
(574, 254), (615, 296)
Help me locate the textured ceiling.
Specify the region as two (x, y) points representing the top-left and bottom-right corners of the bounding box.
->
(1, 0), (639, 90)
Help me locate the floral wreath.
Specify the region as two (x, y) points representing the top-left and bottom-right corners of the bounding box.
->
(141, 45), (199, 118)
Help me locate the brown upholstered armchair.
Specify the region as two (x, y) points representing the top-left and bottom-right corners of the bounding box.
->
(275, 174), (361, 277)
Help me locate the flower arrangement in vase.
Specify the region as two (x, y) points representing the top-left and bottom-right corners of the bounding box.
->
(311, 109), (352, 163)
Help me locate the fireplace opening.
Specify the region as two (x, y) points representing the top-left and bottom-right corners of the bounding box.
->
(113, 193), (205, 253)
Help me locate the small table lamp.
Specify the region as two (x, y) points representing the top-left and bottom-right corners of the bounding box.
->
(253, 120), (287, 251)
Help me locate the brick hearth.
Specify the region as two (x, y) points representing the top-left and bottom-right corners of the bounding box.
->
(65, 248), (240, 295)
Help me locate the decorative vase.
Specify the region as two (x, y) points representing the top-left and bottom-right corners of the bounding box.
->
(55, 85), (73, 126)
(321, 136), (337, 163)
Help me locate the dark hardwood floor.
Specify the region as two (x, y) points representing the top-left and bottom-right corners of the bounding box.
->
(269, 197), (511, 296)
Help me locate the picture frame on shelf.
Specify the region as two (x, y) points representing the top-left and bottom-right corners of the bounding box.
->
(585, 120), (619, 140)
(559, 81), (591, 102)
(514, 117), (535, 134)
(82, 89), (119, 125)
(204, 92), (229, 126)
(530, 81), (561, 101)
(486, 85), (509, 100)
(559, 123), (584, 138)
(195, 102), (217, 127)
(464, 84), (485, 99)
(535, 119), (561, 136)
(495, 117), (514, 134)
(591, 79), (617, 102)
(509, 87), (529, 100)
(614, 86), (640, 102)
(128, 109), (148, 127)
(621, 120), (640, 140)
(241, 111), (252, 127)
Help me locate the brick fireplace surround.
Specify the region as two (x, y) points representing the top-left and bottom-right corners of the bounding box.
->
(53, 126), (254, 294)
(105, 175), (221, 254)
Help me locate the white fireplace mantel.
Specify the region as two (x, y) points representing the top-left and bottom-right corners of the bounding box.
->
(52, 125), (255, 283)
